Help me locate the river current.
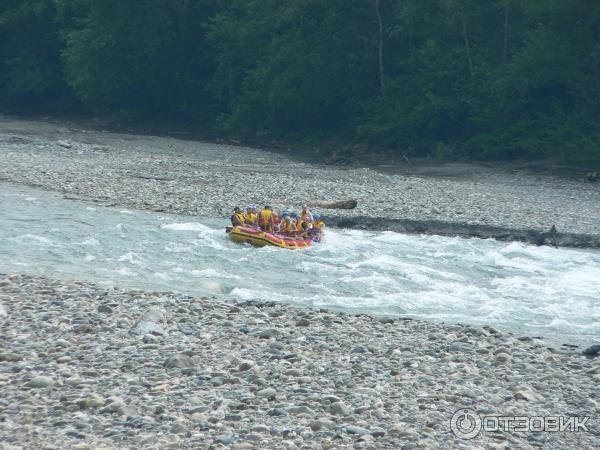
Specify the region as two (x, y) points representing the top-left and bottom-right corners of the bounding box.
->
(1, 183), (598, 345)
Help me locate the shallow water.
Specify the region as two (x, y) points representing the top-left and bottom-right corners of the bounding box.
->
(1, 183), (598, 345)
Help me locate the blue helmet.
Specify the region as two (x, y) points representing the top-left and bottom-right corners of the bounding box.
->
(313, 214), (321, 220)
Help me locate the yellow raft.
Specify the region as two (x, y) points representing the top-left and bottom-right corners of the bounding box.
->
(226, 226), (313, 249)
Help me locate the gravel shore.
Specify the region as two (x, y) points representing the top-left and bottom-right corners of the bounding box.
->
(1, 274), (598, 449)
(1, 116), (599, 240)
(1, 116), (598, 448)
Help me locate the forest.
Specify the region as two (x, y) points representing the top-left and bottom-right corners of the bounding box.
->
(1, 0), (599, 164)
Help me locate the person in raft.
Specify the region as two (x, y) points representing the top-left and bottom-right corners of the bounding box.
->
(312, 214), (325, 240)
(231, 207), (245, 226)
(299, 215), (314, 237)
(279, 212), (295, 234)
(300, 205), (313, 222)
(244, 204), (257, 226)
(258, 205), (275, 232)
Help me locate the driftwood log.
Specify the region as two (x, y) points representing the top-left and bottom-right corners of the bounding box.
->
(309, 199), (358, 210)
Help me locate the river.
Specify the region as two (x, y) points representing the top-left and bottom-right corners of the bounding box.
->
(1, 183), (598, 346)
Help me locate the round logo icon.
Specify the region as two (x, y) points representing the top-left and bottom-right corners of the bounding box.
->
(450, 408), (482, 439)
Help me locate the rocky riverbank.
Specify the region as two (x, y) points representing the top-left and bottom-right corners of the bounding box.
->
(1, 116), (600, 247)
(327, 217), (600, 249)
(0, 274), (598, 449)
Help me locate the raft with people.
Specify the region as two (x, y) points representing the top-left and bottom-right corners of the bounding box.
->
(226, 205), (324, 249)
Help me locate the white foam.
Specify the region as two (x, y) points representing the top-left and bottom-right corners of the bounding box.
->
(111, 268), (135, 277)
(78, 237), (100, 246)
(16, 234), (58, 246)
(118, 252), (141, 265)
(161, 222), (212, 232)
(153, 272), (172, 281)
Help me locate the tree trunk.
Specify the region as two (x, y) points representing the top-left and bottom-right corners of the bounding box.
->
(309, 199), (358, 210)
(227, 63), (234, 112)
(502, 4), (509, 66)
(373, 0), (386, 97)
(461, 15), (474, 80)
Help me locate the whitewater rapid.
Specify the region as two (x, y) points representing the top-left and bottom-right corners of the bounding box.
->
(1, 184), (598, 345)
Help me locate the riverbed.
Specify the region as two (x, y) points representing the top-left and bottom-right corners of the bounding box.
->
(1, 116), (599, 449)
(2, 183), (598, 346)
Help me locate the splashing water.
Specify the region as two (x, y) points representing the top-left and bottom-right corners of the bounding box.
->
(1, 184), (598, 345)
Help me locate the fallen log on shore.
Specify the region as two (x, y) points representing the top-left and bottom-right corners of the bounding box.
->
(309, 199), (358, 210)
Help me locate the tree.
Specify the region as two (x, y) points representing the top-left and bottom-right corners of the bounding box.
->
(61, 0), (218, 119)
(0, 0), (73, 110)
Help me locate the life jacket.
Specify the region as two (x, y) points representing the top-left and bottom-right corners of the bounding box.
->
(245, 212), (256, 225)
(301, 211), (312, 221)
(280, 220), (294, 234)
(301, 221), (313, 232)
(314, 220), (325, 231)
(258, 209), (273, 225)
(231, 213), (245, 226)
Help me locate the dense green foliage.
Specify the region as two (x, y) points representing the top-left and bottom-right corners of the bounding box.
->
(1, 0), (599, 163)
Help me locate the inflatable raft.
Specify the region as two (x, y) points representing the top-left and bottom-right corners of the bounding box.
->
(226, 226), (313, 249)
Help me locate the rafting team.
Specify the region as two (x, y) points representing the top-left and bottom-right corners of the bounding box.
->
(231, 205), (325, 240)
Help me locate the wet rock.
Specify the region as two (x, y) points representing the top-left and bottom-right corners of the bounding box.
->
(215, 435), (234, 445)
(309, 418), (336, 431)
(257, 388), (277, 399)
(328, 401), (350, 416)
(582, 344), (600, 357)
(164, 354), (195, 369)
(134, 307), (166, 335)
(170, 422), (188, 434)
(346, 426), (371, 436)
(286, 405), (314, 415)
(57, 140), (73, 148)
(258, 328), (279, 339)
(25, 375), (55, 388)
(494, 353), (512, 365)
(78, 394), (105, 409)
(97, 304), (113, 314)
(117, 404), (139, 418)
(238, 360), (255, 371)
(268, 407), (288, 417)
(100, 397), (126, 413)
(514, 387), (545, 402)
(370, 427), (386, 438)
(250, 425), (270, 434)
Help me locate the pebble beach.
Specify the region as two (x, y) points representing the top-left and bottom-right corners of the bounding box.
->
(1, 274), (598, 449)
(1, 116), (599, 236)
(0, 116), (599, 448)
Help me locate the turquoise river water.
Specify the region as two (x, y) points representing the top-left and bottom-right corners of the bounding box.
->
(1, 183), (598, 346)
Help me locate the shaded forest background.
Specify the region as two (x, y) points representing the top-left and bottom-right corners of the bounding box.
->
(1, 0), (599, 164)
